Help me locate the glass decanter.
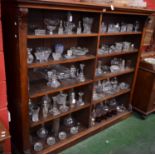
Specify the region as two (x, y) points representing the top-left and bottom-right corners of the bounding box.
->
(83, 17), (93, 34)
(77, 92), (85, 106)
(58, 20), (64, 34)
(69, 90), (76, 108)
(77, 21), (82, 34)
(70, 65), (77, 79)
(78, 64), (86, 82)
(31, 105), (40, 122)
(64, 21), (75, 34)
(37, 124), (48, 139)
(96, 60), (103, 76)
(47, 70), (61, 88)
(27, 48), (34, 64)
(59, 93), (69, 112)
(51, 96), (60, 116)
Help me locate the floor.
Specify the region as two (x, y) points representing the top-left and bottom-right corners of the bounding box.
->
(61, 113), (155, 154)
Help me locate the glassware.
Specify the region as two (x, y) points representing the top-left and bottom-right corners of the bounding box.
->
(42, 99), (50, 118)
(69, 91), (76, 108)
(35, 47), (51, 62)
(58, 93), (69, 113)
(123, 42), (131, 52)
(107, 23), (114, 33)
(77, 21), (82, 34)
(102, 65), (110, 74)
(111, 77), (119, 93)
(126, 60), (132, 69)
(96, 61), (103, 76)
(50, 96), (60, 116)
(35, 29), (46, 35)
(78, 64), (85, 82)
(93, 86), (100, 101)
(63, 115), (75, 127)
(96, 81), (103, 95)
(102, 80), (113, 95)
(70, 65), (77, 79)
(53, 119), (60, 137)
(32, 105), (40, 122)
(71, 47), (89, 56)
(37, 125), (48, 139)
(77, 92), (85, 106)
(64, 50), (75, 59)
(58, 20), (64, 34)
(90, 109), (96, 126)
(120, 22), (127, 32)
(46, 136), (56, 146)
(134, 21), (140, 32)
(47, 70), (60, 88)
(33, 142), (43, 152)
(101, 22), (107, 33)
(27, 48), (34, 64)
(67, 12), (73, 22)
(126, 24), (134, 32)
(83, 17), (93, 34)
(64, 21), (75, 34)
(115, 42), (123, 51)
(58, 131), (67, 140)
(28, 99), (33, 118)
(119, 82), (130, 90)
(70, 126), (79, 135)
(114, 23), (120, 32)
(108, 99), (117, 114)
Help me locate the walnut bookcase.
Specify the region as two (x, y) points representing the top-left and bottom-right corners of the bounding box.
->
(2, 0), (154, 153)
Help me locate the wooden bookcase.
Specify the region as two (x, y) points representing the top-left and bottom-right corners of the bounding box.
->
(2, 0), (154, 153)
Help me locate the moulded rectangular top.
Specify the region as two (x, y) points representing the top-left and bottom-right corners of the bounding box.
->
(16, 0), (155, 15)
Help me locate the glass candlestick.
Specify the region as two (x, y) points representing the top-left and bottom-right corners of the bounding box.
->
(42, 100), (49, 118)
(58, 20), (64, 34)
(78, 64), (86, 82)
(77, 21), (82, 34)
(47, 70), (61, 88)
(96, 60), (103, 76)
(69, 91), (76, 108)
(77, 92), (85, 106)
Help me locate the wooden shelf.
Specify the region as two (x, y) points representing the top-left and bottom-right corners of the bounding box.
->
(93, 89), (131, 105)
(97, 50), (138, 58)
(27, 33), (98, 39)
(30, 79), (93, 99)
(95, 68), (135, 81)
(37, 111), (132, 154)
(100, 32), (142, 36)
(28, 55), (95, 69)
(30, 104), (90, 128)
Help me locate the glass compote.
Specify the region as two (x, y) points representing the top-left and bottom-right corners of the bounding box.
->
(47, 70), (61, 88)
(77, 92), (85, 106)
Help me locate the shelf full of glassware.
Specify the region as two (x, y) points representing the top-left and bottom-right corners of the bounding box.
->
(2, 0), (154, 154)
